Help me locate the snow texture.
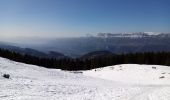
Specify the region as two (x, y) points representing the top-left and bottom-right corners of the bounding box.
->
(0, 57), (170, 100)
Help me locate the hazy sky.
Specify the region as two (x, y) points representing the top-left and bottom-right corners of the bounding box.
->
(0, 0), (170, 38)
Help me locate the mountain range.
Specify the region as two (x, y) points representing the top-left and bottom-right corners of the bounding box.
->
(0, 32), (170, 58)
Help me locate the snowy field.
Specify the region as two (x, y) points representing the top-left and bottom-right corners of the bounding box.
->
(0, 57), (170, 100)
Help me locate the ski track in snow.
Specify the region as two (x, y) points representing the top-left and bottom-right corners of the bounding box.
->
(0, 57), (170, 100)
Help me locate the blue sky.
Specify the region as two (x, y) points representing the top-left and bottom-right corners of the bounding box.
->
(0, 0), (170, 38)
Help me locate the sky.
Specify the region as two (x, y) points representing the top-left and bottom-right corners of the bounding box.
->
(0, 0), (170, 38)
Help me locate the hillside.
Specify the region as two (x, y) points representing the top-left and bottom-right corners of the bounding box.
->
(0, 57), (170, 100)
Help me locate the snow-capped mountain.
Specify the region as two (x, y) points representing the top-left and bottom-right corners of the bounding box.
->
(96, 32), (170, 38)
(0, 57), (170, 100)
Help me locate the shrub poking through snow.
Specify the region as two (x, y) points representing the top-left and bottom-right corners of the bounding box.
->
(3, 74), (10, 79)
(71, 71), (83, 74)
(159, 76), (165, 79)
(152, 67), (156, 69)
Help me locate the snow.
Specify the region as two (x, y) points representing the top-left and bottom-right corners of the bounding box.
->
(83, 64), (170, 85)
(0, 57), (170, 100)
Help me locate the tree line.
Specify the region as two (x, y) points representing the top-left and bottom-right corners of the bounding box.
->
(0, 48), (170, 70)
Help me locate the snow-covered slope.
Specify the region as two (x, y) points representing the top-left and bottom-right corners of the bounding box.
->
(0, 57), (170, 100)
(83, 64), (170, 85)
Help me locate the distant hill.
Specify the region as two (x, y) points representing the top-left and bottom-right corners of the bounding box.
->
(81, 51), (113, 59)
(0, 42), (66, 59)
(48, 51), (68, 59)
